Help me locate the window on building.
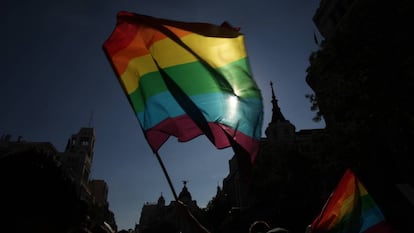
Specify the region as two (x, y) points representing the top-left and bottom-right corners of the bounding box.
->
(81, 137), (89, 146)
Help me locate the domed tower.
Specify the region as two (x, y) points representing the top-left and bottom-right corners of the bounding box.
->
(178, 180), (193, 204)
(157, 193), (165, 207)
(265, 82), (296, 143)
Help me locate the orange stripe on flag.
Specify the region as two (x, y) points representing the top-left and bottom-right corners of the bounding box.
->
(111, 26), (192, 74)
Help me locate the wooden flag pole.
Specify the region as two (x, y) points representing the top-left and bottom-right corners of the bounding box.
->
(155, 151), (178, 201)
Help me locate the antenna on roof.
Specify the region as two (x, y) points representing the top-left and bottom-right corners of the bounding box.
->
(88, 110), (94, 127)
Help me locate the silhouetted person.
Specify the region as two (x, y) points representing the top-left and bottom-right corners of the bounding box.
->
(249, 220), (289, 233)
(249, 220), (270, 233)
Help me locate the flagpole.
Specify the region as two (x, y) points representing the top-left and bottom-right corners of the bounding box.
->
(155, 151), (178, 201)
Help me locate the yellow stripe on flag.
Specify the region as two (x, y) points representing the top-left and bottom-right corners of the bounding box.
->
(120, 54), (157, 94)
(119, 32), (247, 95)
(152, 33), (247, 68)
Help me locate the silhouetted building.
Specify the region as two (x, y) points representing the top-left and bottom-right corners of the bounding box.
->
(0, 128), (118, 232)
(0, 136), (87, 232)
(60, 127), (96, 200)
(89, 179), (109, 207)
(312, 0), (357, 40)
(222, 155), (250, 209)
(137, 182), (206, 233)
(265, 82), (295, 143)
(0, 134), (58, 158)
(206, 83), (327, 233)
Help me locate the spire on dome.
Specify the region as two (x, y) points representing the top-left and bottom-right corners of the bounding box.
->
(270, 81), (286, 123)
(157, 192), (165, 206)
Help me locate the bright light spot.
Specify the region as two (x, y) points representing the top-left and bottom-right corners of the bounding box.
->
(226, 95), (239, 122)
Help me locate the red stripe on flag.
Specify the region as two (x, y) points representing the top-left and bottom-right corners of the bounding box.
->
(145, 115), (259, 163)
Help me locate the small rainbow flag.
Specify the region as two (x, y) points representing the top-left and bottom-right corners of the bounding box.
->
(310, 169), (395, 233)
(103, 12), (263, 164)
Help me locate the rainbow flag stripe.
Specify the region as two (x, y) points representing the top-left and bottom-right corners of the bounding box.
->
(310, 169), (395, 233)
(103, 12), (263, 162)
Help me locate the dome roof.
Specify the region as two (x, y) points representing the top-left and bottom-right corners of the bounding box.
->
(157, 193), (165, 206)
(178, 181), (192, 201)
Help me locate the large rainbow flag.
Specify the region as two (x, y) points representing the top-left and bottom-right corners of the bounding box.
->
(103, 12), (263, 164)
(310, 169), (395, 233)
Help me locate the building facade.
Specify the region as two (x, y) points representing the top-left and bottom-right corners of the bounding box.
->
(59, 127), (96, 200)
(136, 182), (207, 233)
(209, 82), (327, 233)
(0, 127), (117, 233)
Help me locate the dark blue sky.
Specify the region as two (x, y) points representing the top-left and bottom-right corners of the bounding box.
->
(1, 0), (324, 230)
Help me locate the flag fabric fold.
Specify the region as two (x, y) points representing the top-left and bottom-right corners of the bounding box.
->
(103, 11), (263, 164)
(310, 169), (395, 233)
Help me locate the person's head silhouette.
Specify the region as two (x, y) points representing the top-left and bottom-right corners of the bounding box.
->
(249, 220), (270, 233)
